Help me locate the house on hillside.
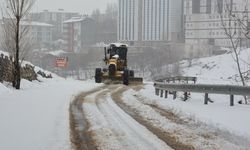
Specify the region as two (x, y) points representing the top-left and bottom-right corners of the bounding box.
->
(29, 9), (80, 41)
(63, 16), (97, 53)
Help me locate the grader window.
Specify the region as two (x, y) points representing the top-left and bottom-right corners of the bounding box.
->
(117, 48), (127, 61)
(108, 47), (127, 61)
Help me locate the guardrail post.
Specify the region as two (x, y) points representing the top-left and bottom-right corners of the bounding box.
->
(204, 93), (209, 105)
(165, 91), (168, 98)
(173, 91), (177, 100)
(194, 77), (197, 84)
(160, 90), (163, 98)
(230, 95), (234, 106)
(184, 92), (188, 101)
(155, 88), (160, 96)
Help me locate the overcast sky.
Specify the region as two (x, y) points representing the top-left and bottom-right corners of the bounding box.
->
(34, 0), (117, 14)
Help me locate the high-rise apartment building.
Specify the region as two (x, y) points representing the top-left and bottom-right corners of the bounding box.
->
(118, 0), (139, 41)
(118, 0), (184, 44)
(184, 0), (248, 47)
(142, 0), (168, 41)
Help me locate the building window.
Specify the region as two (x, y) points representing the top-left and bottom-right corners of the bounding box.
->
(192, 0), (200, 14)
(217, 0), (223, 13)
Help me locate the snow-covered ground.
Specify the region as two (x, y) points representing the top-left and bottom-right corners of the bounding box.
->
(123, 89), (249, 149)
(138, 85), (250, 137)
(0, 82), (9, 95)
(0, 77), (101, 150)
(181, 48), (250, 84)
(138, 48), (250, 140)
(0, 48), (249, 149)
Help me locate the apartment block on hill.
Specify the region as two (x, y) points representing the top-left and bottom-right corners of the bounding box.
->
(184, 0), (250, 47)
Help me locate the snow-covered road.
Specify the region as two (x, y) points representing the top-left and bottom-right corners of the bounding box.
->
(1, 78), (249, 150)
(70, 84), (250, 150)
(71, 85), (171, 150)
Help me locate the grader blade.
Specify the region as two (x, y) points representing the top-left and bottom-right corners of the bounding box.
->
(129, 77), (143, 84)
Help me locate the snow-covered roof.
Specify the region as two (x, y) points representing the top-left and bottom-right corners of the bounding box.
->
(63, 17), (85, 23)
(1, 20), (53, 27)
(41, 9), (79, 14)
(21, 21), (53, 27)
(47, 50), (66, 56)
(63, 16), (94, 24)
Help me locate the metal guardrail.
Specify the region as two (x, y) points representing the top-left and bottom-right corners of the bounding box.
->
(154, 76), (197, 83)
(154, 77), (250, 106)
(154, 82), (250, 96)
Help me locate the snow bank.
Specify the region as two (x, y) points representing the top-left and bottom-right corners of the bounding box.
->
(0, 78), (101, 150)
(0, 83), (10, 95)
(1, 50), (56, 80)
(0, 50), (10, 57)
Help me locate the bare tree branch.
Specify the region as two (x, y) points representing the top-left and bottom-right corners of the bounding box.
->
(217, 0), (248, 103)
(0, 0), (35, 89)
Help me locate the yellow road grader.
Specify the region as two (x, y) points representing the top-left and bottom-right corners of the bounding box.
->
(95, 43), (143, 85)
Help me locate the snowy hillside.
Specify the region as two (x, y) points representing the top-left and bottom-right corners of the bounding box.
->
(181, 48), (250, 85)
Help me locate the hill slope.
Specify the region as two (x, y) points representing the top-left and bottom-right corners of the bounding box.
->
(181, 48), (250, 85)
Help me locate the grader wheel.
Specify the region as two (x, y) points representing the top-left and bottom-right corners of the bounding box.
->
(129, 70), (134, 78)
(95, 68), (102, 83)
(123, 69), (129, 85)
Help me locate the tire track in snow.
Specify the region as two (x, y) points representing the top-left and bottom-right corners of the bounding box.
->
(133, 92), (250, 149)
(111, 86), (195, 150)
(82, 85), (172, 150)
(70, 86), (106, 150)
(112, 85), (247, 150)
